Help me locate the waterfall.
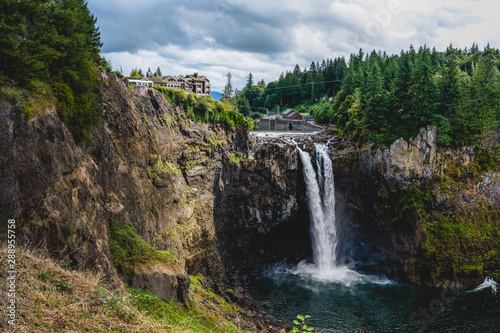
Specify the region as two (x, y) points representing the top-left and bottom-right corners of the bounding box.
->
(296, 142), (361, 284)
(298, 144), (338, 272)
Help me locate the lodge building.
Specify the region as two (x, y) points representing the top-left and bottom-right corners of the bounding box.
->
(127, 72), (211, 97)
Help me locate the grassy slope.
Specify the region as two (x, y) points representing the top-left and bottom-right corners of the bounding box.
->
(0, 247), (248, 332)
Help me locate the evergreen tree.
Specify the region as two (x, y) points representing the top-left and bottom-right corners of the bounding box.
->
(438, 54), (464, 118)
(405, 48), (439, 138)
(156, 66), (162, 76)
(304, 71), (314, 103)
(0, 0), (103, 142)
(392, 50), (414, 113)
(237, 96), (251, 116)
(309, 61), (317, 79)
(243, 73), (260, 107)
(344, 89), (363, 139)
(332, 57), (347, 97)
(362, 59), (386, 133)
(314, 70), (325, 100)
(456, 53), (500, 144)
(223, 72), (233, 99)
(293, 64), (303, 82)
(246, 72), (254, 88)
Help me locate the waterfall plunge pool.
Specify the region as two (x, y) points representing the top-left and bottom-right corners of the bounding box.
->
(247, 267), (499, 333)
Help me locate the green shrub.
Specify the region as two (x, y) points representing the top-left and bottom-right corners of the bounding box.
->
(54, 280), (73, 294)
(228, 152), (246, 165)
(250, 111), (262, 120)
(23, 101), (34, 120)
(129, 287), (240, 332)
(290, 314), (315, 332)
(147, 154), (181, 184)
(52, 82), (75, 123)
(155, 87), (253, 130)
(108, 218), (174, 275)
(51, 81), (101, 142)
(376, 187), (431, 224)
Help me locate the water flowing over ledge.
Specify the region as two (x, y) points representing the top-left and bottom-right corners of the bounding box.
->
(293, 141), (391, 286)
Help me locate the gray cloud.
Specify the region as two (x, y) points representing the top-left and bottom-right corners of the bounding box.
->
(433, 7), (481, 29)
(87, 0), (500, 91)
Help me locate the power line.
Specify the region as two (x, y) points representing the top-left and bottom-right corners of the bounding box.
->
(260, 79), (342, 92)
(230, 79), (342, 112)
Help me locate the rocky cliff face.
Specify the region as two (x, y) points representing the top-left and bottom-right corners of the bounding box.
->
(0, 71), (309, 307)
(326, 127), (500, 287)
(214, 136), (310, 278)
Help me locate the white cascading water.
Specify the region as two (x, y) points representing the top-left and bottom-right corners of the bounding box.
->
(470, 276), (498, 294)
(296, 143), (361, 284)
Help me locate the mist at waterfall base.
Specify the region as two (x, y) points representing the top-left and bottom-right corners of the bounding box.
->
(247, 143), (500, 332)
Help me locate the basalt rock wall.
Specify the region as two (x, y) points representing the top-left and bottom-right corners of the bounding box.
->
(324, 127), (500, 287)
(0, 72), (309, 303)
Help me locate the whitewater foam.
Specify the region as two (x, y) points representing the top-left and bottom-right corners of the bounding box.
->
(469, 276), (498, 294)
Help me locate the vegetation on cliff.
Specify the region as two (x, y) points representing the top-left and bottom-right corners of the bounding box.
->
(370, 146), (500, 283)
(155, 86), (254, 131)
(108, 217), (178, 275)
(0, 0), (105, 142)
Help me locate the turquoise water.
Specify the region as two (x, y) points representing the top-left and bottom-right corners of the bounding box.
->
(248, 267), (500, 333)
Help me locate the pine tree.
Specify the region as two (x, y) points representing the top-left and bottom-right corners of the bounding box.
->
(304, 71), (314, 103)
(223, 72), (233, 99)
(392, 50), (413, 112)
(237, 96), (251, 116)
(344, 89), (363, 139)
(156, 66), (162, 76)
(246, 73), (254, 88)
(314, 70), (325, 100)
(456, 53), (500, 144)
(405, 48), (439, 138)
(362, 59), (386, 133)
(439, 54), (464, 118)
(244, 73), (260, 107)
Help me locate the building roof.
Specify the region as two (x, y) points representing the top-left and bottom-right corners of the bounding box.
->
(186, 74), (209, 82)
(126, 77), (152, 81)
(282, 109), (298, 116)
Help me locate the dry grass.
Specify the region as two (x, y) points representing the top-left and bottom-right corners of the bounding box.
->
(0, 246), (252, 332)
(0, 81), (56, 118)
(0, 246), (172, 332)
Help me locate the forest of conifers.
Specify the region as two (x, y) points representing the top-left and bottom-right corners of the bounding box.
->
(233, 44), (500, 147)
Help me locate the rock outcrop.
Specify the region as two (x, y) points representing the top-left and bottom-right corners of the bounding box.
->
(324, 127), (500, 287)
(0, 71), (309, 305)
(360, 127), (441, 189)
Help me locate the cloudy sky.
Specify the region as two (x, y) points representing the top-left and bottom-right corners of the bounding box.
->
(87, 0), (500, 92)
